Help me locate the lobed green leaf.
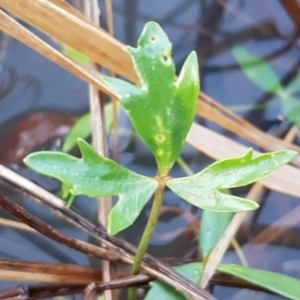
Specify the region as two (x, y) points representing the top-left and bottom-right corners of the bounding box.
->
(101, 22), (199, 175)
(24, 139), (158, 235)
(217, 264), (300, 300)
(167, 149), (296, 212)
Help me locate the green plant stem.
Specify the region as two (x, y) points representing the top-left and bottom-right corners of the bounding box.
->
(132, 179), (165, 274)
(128, 177), (166, 299)
(176, 156), (194, 176)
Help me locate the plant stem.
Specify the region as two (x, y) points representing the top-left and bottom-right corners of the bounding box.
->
(132, 178), (166, 274)
(128, 177), (165, 299)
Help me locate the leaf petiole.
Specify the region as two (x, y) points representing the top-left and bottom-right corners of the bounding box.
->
(129, 175), (166, 299)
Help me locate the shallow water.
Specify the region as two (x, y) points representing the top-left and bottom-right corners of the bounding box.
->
(0, 1), (300, 299)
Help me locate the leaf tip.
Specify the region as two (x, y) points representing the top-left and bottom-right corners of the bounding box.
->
(108, 217), (120, 236)
(23, 156), (29, 166)
(285, 150), (298, 160)
(245, 148), (254, 157)
(269, 149), (297, 165)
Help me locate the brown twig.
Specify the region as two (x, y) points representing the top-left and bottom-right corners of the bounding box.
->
(0, 192), (215, 300)
(0, 260), (103, 284)
(0, 271), (279, 300)
(0, 194), (120, 263)
(0, 273), (152, 300)
(280, 0), (300, 36)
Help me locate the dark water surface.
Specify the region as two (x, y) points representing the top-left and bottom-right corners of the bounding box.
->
(0, 1), (300, 299)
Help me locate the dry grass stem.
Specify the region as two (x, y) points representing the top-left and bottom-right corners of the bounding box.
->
(0, 260), (104, 284)
(0, 10), (115, 97)
(81, 0), (114, 299)
(0, 217), (35, 232)
(198, 93), (300, 167)
(0, 164), (65, 209)
(0, 0), (135, 80)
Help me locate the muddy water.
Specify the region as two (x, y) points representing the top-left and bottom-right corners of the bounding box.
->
(1, 1), (300, 299)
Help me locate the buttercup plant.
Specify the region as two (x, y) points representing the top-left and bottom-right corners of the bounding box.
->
(24, 22), (296, 285)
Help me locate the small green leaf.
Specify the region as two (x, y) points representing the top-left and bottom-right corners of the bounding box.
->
(232, 46), (283, 94)
(24, 139), (158, 235)
(200, 210), (233, 260)
(101, 22), (199, 175)
(218, 264), (300, 300)
(62, 103), (117, 153)
(280, 96), (300, 127)
(62, 113), (91, 153)
(62, 44), (89, 65)
(285, 76), (300, 96)
(145, 263), (203, 300)
(167, 149), (296, 212)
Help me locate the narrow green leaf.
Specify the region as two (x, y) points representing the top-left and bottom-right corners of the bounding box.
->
(62, 44), (89, 65)
(167, 149), (296, 212)
(145, 263), (203, 300)
(232, 46), (283, 94)
(62, 103), (117, 153)
(218, 264), (300, 300)
(285, 76), (300, 96)
(24, 139), (158, 235)
(280, 96), (300, 127)
(200, 210), (233, 259)
(101, 22), (200, 175)
(62, 113), (91, 153)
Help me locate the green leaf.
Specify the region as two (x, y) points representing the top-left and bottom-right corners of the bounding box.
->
(218, 264), (300, 300)
(200, 210), (233, 260)
(285, 76), (300, 96)
(62, 44), (89, 65)
(232, 46), (283, 94)
(280, 96), (300, 127)
(62, 102), (117, 153)
(101, 22), (200, 175)
(145, 263), (203, 300)
(62, 113), (91, 153)
(24, 139), (158, 235)
(167, 149), (296, 212)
